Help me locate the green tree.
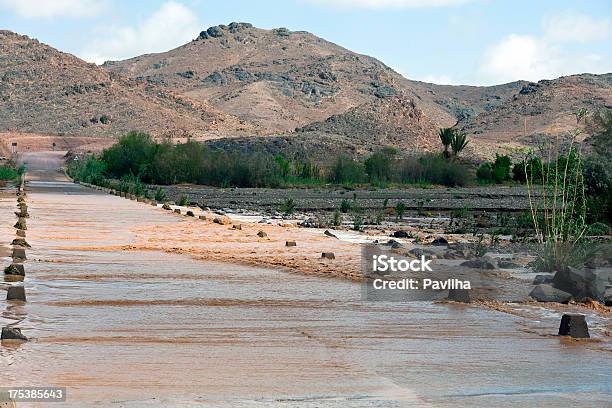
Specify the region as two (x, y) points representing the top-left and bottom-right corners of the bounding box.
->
(439, 128), (454, 159)
(450, 132), (469, 158)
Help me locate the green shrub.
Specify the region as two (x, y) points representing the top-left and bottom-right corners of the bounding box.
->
(280, 197), (296, 215)
(333, 209), (342, 227)
(476, 163), (493, 183)
(154, 187), (167, 202)
(398, 154), (468, 187)
(395, 201), (406, 220)
(328, 156), (365, 185)
(0, 166), (18, 180)
(340, 198), (352, 213)
(178, 194), (189, 206)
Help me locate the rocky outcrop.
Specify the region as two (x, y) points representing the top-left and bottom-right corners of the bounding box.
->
(529, 284), (573, 303)
(551, 266), (611, 302)
(460, 258), (496, 270)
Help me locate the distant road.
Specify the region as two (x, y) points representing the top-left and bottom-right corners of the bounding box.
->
(17, 150), (68, 182)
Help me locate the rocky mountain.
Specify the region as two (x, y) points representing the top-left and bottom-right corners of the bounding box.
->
(103, 23), (470, 134)
(1, 25), (610, 161)
(207, 94), (441, 161)
(0, 30), (254, 138)
(456, 74), (612, 148)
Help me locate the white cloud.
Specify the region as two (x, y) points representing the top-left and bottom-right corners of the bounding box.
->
(478, 13), (611, 84)
(543, 13), (610, 43)
(0, 0), (104, 18)
(305, 0), (472, 9)
(80, 1), (200, 64)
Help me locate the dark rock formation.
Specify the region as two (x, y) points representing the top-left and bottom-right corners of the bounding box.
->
(533, 274), (554, 285)
(460, 258), (496, 269)
(1, 326), (27, 341)
(447, 288), (470, 303)
(12, 248), (26, 260)
(558, 314), (589, 338)
(11, 238), (30, 247)
(4, 264), (25, 276)
(431, 237), (449, 246)
(321, 252), (335, 260)
(529, 284), (573, 303)
(7, 286), (26, 301)
(552, 266), (610, 302)
(324, 230), (338, 238)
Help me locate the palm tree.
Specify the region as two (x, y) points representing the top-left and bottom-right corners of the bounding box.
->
(439, 128), (454, 159)
(451, 132), (469, 158)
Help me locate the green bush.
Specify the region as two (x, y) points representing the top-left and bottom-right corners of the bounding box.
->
(154, 187), (167, 202)
(0, 166), (18, 181)
(328, 156), (365, 185)
(395, 201), (406, 220)
(280, 197), (296, 215)
(477, 155), (512, 184)
(339, 198), (352, 213)
(476, 163), (493, 183)
(398, 154), (468, 187)
(178, 194), (189, 206)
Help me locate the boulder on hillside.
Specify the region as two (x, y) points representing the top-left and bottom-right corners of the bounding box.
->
(393, 231), (409, 238)
(529, 284), (573, 303)
(257, 230), (268, 238)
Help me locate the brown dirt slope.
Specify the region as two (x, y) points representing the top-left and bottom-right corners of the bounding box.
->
(456, 74), (612, 147)
(103, 23), (461, 133)
(0, 30), (254, 138)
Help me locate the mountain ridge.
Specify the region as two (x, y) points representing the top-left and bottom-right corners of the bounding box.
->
(1, 25), (610, 160)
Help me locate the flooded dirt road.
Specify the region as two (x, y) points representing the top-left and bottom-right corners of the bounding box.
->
(1, 152), (611, 407)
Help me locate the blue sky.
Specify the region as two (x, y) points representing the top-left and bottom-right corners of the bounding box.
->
(0, 0), (610, 85)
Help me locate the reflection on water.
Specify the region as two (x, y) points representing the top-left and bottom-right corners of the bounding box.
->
(1, 158), (611, 407)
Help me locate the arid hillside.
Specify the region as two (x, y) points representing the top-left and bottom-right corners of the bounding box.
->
(103, 22), (509, 133)
(457, 74), (612, 146)
(1, 25), (610, 159)
(0, 30), (254, 139)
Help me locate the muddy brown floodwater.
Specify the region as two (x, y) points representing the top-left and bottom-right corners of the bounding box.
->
(1, 152), (611, 407)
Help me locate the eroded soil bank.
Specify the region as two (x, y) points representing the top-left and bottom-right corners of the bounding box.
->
(1, 152), (610, 407)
